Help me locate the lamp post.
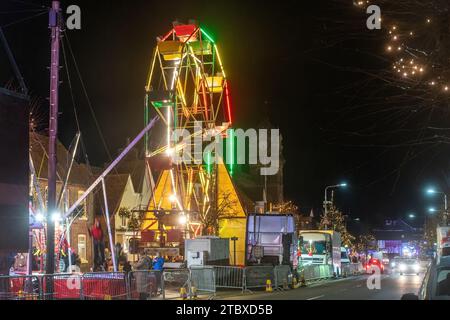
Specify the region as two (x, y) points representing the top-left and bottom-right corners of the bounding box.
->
(323, 183), (347, 229)
(426, 188), (448, 226)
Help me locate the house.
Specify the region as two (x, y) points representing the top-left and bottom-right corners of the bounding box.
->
(29, 131), (97, 272)
(96, 146), (153, 263)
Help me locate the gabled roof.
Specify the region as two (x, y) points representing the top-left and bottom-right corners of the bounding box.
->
(29, 132), (95, 186)
(104, 174), (131, 216)
(115, 159), (146, 193)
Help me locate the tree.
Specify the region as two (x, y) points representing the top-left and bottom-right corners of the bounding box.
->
(355, 234), (377, 255)
(319, 205), (356, 247)
(201, 191), (240, 236)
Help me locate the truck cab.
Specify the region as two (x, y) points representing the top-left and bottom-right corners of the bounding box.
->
(298, 230), (342, 275)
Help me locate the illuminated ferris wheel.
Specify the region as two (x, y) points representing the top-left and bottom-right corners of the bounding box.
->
(142, 21), (244, 245)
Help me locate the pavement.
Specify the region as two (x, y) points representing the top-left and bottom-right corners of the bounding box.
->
(207, 269), (424, 300)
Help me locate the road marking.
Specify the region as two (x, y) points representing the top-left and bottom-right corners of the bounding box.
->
(355, 284), (362, 288)
(307, 295), (324, 300)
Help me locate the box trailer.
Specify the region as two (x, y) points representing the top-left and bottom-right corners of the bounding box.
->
(437, 227), (450, 263)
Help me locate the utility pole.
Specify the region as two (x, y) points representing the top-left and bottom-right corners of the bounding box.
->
(46, 0), (61, 298)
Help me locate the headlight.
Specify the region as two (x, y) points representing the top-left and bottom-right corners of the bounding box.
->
(399, 264), (406, 271)
(413, 264), (420, 271)
(391, 262), (396, 267)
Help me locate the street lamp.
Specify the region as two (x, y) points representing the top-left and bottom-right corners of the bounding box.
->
(428, 207), (437, 213)
(323, 183), (348, 229)
(408, 213), (415, 219)
(426, 188), (447, 210)
(426, 188), (448, 224)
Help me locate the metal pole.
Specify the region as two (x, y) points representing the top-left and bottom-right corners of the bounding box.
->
(0, 26), (28, 95)
(64, 116), (159, 219)
(46, 1), (61, 298)
(101, 179), (117, 272)
(65, 188), (72, 271)
(323, 187), (329, 230)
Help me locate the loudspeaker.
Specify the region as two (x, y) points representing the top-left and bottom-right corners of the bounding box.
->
(0, 89), (29, 251)
(282, 233), (292, 265)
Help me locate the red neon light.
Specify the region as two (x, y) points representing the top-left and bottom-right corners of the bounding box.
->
(224, 80), (232, 124)
(160, 29), (174, 41)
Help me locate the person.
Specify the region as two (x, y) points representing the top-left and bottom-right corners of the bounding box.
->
(133, 250), (152, 300)
(59, 238), (70, 272)
(114, 243), (123, 268)
(88, 218), (105, 271)
(123, 260), (132, 274)
(152, 252), (164, 271)
(152, 252), (164, 294)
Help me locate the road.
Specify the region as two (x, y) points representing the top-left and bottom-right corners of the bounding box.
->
(220, 270), (424, 300)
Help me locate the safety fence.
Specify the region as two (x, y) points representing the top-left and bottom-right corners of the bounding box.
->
(0, 271), (177, 300)
(274, 265), (292, 290)
(162, 269), (191, 299)
(301, 264), (334, 282)
(190, 266), (215, 298)
(341, 263), (364, 277)
(0, 263), (362, 300)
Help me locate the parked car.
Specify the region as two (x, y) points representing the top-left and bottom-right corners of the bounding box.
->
(401, 257), (450, 300)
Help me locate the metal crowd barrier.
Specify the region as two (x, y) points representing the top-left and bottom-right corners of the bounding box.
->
(301, 264), (333, 282)
(1, 262), (363, 300)
(190, 266), (215, 298)
(244, 265), (274, 291)
(162, 269), (190, 300)
(127, 270), (160, 300)
(82, 272), (128, 300)
(214, 266), (245, 292)
(0, 275), (40, 300)
(41, 273), (82, 300)
(342, 263), (363, 276)
(274, 265), (292, 290)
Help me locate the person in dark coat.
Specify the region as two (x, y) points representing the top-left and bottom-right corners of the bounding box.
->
(133, 250), (152, 300)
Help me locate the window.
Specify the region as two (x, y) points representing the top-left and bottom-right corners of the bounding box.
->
(121, 215), (127, 228)
(77, 190), (87, 219)
(78, 234), (87, 263)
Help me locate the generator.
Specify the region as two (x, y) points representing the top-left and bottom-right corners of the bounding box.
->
(185, 236), (230, 267)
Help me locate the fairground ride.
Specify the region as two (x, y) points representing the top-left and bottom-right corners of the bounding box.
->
(141, 22), (247, 265)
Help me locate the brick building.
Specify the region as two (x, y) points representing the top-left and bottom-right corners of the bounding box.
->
(30, 132), (97, 272)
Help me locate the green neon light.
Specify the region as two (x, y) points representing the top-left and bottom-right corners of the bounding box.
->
(151, 100), (171, 108)
(200, 28), (215, 44)
(206, 151), (212, 174)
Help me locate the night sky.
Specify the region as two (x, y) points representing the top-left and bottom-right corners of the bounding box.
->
(1, 0), (448, 230)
